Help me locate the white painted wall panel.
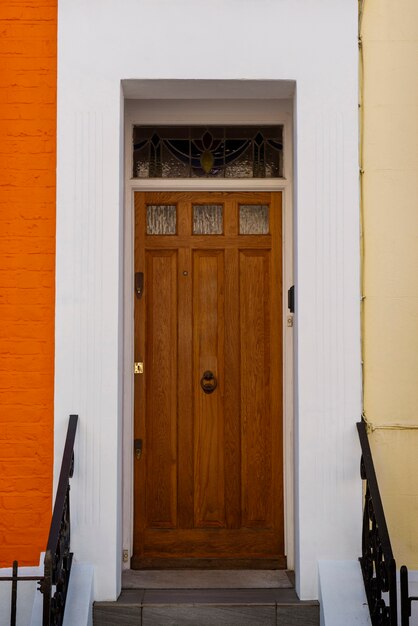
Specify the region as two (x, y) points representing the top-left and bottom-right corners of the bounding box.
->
(56, 0), (361, 600)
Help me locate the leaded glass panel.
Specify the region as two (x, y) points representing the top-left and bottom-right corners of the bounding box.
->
(193, 205), (223, 235)
(133, 126), (283, 179)
(239, 205), (269, 235)
(146, 205), (176, 235)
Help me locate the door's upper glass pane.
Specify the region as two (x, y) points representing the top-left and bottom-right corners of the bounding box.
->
(146, 205), (176, 235)
(193, 205), (223, 235)
(133, 126), (283, 179)
(239, 205), (269, 235)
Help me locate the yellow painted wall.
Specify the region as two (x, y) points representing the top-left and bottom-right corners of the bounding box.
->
(362, 0), (418, 566)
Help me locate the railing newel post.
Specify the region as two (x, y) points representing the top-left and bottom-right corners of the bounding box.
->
(11, 560), (18, 626)
(400, 565), (410, 626)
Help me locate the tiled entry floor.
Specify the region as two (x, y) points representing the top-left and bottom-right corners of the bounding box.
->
(93, 571), (320, 625)
(122, 569), (293, 589)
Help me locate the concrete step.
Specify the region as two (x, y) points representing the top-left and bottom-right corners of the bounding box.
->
(93, 588), (319, 626)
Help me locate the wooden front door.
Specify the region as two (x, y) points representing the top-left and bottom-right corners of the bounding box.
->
(133, 192), (284, 568)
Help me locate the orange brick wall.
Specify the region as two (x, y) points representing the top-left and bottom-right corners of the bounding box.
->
(0, 0), (56, 566)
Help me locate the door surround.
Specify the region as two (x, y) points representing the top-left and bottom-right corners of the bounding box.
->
(123, 98), (294, 570)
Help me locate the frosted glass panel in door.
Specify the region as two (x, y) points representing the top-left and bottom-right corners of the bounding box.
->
(193, 205), (223, 235)
(239, 205), (269, 235)
(146, 205), (177, 235)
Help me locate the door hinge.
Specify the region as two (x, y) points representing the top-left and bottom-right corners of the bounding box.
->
(134, 439), (143, 460)
(135, 272), (144, 298)
(122, 549), (129, 563)
(288, 285), (295, 313)
(134, 362), (144, 375)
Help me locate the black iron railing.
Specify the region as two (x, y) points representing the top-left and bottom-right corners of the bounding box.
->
(358, 420), (418, 626)
(0, 414), (78, 626)
(357, 420), (398, 625)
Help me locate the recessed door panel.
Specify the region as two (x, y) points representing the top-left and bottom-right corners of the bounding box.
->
(145, 250), (178, 528)
(193, 250), (225, 528)
(240, 250), (272, 528)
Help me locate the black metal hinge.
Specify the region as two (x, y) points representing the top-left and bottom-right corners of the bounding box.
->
(135, 272), (144, 298)
(134, 439), (143, 460)
(288, 285), (295, 313)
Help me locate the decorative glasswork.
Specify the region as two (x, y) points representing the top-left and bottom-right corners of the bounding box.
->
(146, 205), (176, 235)
(193, 205), (223, 235)
(133, 126), (283, 179)
(239, 205), (269, 235)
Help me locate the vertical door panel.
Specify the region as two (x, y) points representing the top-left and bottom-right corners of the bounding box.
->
(145, 250), (178, 528)
(177, 246), (194, 529)
(224, 247), (241, 529)
(240, 250), (272, 528)
(193, 250), (225, 527)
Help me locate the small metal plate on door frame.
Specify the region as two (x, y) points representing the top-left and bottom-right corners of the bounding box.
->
(134, 362), (144, 374)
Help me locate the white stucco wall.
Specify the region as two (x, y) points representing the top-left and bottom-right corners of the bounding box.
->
(55, 0), (362, 601)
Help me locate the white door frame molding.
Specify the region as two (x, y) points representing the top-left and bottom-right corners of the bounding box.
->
(122, 98), (295, 572)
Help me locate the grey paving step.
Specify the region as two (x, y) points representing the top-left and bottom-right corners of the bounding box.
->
(122, 568), (293, 589)
(94, 588), (319, 626)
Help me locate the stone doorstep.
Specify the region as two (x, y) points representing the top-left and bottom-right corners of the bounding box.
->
(122, 568), (294, 590)
(93, 589), (319, 626)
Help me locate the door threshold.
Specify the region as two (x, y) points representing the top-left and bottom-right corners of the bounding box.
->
(130, 557), (287, 570)
(122, 569), (294, 590)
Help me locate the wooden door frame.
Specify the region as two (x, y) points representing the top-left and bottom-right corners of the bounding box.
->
(122, 98), (294, 571)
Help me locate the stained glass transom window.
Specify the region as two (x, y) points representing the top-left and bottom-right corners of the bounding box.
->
(133, 126), (283, 179)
